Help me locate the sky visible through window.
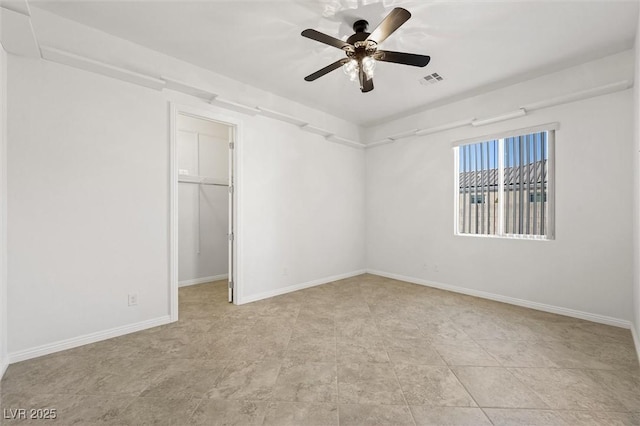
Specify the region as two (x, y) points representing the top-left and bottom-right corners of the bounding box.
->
(459, 132), (548, 171)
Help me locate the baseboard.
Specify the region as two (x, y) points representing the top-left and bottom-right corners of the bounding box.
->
(0, 356), (8, 379)
(367, 269), (632, 329)
(237, 269), (367, 304)
(179, 274), (228, 287)
(8, 315), (172, 364)
(632, 325), (640, 367)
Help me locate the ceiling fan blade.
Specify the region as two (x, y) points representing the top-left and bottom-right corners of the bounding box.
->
(366, 7), (411, 45)
(304, 59), (349, 82)
(301, 29), (352, 50)
(375, 50), (430, 67)
(361, 77), (374, 93)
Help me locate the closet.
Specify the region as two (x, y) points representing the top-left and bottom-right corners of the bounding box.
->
(177, 114), (231, 293)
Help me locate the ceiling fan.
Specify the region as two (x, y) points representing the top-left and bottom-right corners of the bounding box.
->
(301, 7), (430, 93)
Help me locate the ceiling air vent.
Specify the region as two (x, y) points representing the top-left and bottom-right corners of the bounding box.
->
(420, 72), (444, 86)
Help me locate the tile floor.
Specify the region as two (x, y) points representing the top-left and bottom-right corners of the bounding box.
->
(1, 274), (639, 425)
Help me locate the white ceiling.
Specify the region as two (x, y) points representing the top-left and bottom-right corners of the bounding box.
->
(31, 0), (639, 126)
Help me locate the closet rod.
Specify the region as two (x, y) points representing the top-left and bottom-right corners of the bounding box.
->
(178, 180), (228, 187)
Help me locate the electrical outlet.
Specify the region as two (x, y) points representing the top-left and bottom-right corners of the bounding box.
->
(433, 264), (439, 273)
(128, 293), (138, 306)
(282, 267), (288, 277)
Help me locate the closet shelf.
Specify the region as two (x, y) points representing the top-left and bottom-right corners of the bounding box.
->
(178, 174), (229, 186)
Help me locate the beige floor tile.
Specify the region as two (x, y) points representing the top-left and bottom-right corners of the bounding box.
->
(262, 402), (338, 426)
(383, 336), (446, 365)
(410, 406), (492, 426)
(284, 335), (336, 362)
(0, 355), (82, 395)
(394, 365), (476, 407)
(337, 338), (390, 364)
(337, 363), (405, 405)
(567, 340), (640, 370)
(291, 316), (335, 339)
(3, 276), (639, 425)
(539, 340), (617, 370)
(433, 341), (500, 366)
(0, 392), (133, 425)
(452, 366), (549, 409)
(119, 396), (201, 426)
(65, 357), (169, 396)
(559, 410), (640, 425)
(140, 360), (226, 399)
(375, 317), (423, 340)
(190, 399), (268, 425)
(338, 404), (414, 425)
(272, 361), (337, 403)
(580, 368), (640, 411)
(484, 408), (570, 425)
(509, 367), (627, 411)
(335, 317), (380, 340)
(417, 320), (473, 343)
(205, 360), (281, 401)
(477, 339), (560, 368)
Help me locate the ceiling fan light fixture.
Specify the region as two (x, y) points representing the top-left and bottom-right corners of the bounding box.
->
(362, 56), (376, 79)
(302, 7), (429, 93)
(343, 59), (359, 81)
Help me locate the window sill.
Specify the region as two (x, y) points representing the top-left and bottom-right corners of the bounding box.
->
(454, 232), (554, 241)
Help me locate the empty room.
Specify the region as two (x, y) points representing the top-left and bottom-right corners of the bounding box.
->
(1, 0), (640, 425)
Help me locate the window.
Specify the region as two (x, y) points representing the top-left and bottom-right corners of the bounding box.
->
(455, 126), (555, 239)
(470, 195), (484, 204)
(529, 192), (547, 203)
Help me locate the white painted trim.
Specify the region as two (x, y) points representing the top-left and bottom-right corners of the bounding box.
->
(40, 46), (165, 90)
(0, 1), (31, 16)
(523, 79), (631, 111)
(0, 48), (7, 380)
(0, 7), (41, 58)
(632, 325), (640, 368)
(179, 274), (228, 287)
(162, 76), (217, 101)
(366, 80), (631, 150)
(416, 118), (475, 137)
(169, 103), (242, 320)
(256, 107), (308, 127)
(8, 315), (171, 364)
(34, 48), (363, 151)
(389, 129), (418, 141)
(367, 270), (632, 329)
(471, 108), (527, 127)
(209, 97), (260, 115)
(367, 138), (394, 148)
(237, 270), (366, 305)
(300, 124), (332, 137)
(453, 122), (560, 147)
(0, 357), (7, 379)
(325, 134), (366, 149)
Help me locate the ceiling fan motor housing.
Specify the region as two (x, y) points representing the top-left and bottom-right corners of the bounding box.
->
(301, 7), (430, 93)
(345, 21), (377, 61)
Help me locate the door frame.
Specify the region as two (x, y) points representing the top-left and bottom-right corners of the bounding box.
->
(169, 102), (242, 321)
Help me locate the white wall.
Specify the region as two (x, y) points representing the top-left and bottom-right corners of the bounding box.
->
(633, 8), (640, 354)
(177, 116), (230, 283)
(6, 53), (365, 356)
(366, 86), (634, 323)
(239, 115), (365, 302)
(0, 46), (7, 377)
(7, 57), (170, 355)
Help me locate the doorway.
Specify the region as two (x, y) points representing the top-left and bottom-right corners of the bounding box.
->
(169, 104), (238, 321)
